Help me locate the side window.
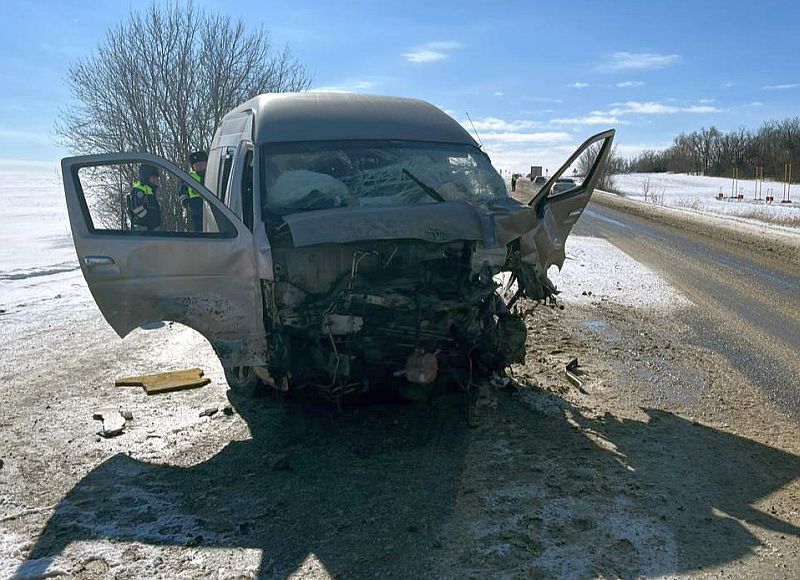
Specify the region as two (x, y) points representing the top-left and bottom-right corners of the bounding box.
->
(218, 148), (235, 205)
(76, 161), (235, 236)
(241, 148), (254, 231)
(548, 146), (597, 198)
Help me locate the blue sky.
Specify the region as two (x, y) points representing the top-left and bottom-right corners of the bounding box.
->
(2, 0), (799, 172)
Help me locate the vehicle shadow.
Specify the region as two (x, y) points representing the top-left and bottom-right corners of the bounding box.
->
(17, 385), (800, 578)
(19, 386), (473, 578)
(439, 387), (800, 577)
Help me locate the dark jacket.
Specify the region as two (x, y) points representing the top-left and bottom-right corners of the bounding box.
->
(180, 170), (205, 232)
(127, 180), (162, 231)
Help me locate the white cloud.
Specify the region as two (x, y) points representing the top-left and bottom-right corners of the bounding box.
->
(550, 115), (623, 126)
(521, 96), (564, 104)
(606, 101), (721, 115)
(568, 82), (590, 88)
(614, 143), (670, 157)
(0, 158), (59, 171)
(747, 101), (764, 107)
(493, 91), (504, 96)
(723, 81), (736, 88)
(762, 83), (799, 90)
(480, 131), (573, 144)
(597, 51), (680, 72)
(311, 80), (376, 93)
(616, 80), (645, 88)
(403, 41), (461, 63)
(463, 117), (545, 132)
(698, 98), (716, 104)
(0, 127), (53, 145)
(480, 143), (578, 174)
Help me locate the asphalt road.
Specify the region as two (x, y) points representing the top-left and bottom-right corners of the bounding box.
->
(575, 201), (800, 418)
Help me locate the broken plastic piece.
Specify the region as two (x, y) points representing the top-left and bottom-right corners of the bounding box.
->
(92, 407), (126, 437)
(565, 358), (587, 393)
(395, 349), (439, 384)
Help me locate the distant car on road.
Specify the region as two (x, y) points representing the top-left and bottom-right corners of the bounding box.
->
(552, 177), (578, 195)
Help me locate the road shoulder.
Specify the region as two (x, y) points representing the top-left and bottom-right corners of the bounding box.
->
(592, 190), (800, 270)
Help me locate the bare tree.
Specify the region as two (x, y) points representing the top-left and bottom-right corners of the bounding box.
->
(57, 1), (311, 229)
(576, 142), (622, 192)
(624, 117), (800, 182)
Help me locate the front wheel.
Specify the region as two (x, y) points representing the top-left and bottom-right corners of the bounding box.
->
(223, 365), (262, 390)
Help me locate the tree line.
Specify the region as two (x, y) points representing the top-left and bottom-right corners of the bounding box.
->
(622, 117), (800, 181)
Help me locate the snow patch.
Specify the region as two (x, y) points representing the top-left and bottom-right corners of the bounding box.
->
(548, 236), (690, 310)
(613, 172), (800, 228)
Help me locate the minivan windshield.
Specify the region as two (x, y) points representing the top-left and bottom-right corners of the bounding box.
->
(261, 140), (508, 215)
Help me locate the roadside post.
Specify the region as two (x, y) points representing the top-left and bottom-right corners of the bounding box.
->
(755, 165), (764, 201)
(782, 163), (793, 203)
(731, 167), (740, 200)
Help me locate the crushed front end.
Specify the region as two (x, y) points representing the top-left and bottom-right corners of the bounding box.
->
(257, 131), (613, 397)
(262, 208), (552, 398)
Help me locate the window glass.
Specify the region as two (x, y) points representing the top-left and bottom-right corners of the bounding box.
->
(548, 141), (606, 197)
(76, 162), (233, 235)
(218, 149), (235, 205)
(241, 149), (254, 230)
(261, 141), (508, 215)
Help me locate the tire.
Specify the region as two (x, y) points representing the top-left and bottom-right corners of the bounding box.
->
(223, 365), (262, 390)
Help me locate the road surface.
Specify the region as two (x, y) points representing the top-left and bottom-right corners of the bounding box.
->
(577, 201), (800, 417)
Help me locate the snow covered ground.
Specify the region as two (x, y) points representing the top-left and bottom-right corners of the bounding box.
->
(4, 162), (800, 579)
(611, 172), (800, 228)
(548, 236), (690, 310)
(0, 165), (83, 310)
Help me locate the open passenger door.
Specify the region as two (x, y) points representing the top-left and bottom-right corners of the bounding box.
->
(528, 129), (615, 269)
(62, 152), (268, 367)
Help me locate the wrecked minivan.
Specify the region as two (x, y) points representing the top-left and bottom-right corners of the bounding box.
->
(63, 93), (614, 397)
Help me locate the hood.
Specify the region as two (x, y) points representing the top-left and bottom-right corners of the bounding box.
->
(280, 199), (540, 249)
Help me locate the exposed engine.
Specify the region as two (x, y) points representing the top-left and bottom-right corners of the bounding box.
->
(263, 230), (545, 397)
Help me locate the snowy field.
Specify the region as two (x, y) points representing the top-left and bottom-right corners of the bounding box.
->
(0, 165), (83, 311)
(612, 172), (800, 228)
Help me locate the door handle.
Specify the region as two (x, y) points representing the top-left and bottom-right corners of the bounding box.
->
(84, 256), (115, 266)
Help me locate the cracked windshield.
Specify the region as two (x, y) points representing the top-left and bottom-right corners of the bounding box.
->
(263, 141), (508, 213)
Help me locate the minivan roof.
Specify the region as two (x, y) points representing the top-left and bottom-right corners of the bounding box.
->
(228, 92), (479, 147)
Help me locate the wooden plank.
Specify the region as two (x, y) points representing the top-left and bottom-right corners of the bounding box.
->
(115, 368), (211, 394)
(115, 368), (205, 386)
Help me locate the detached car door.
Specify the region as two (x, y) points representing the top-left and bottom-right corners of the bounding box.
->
(62, 152), (267, 367)
(528, 129), (615, 269)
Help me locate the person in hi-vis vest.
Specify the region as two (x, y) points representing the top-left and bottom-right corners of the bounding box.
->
(180, 150), (208, 232)
(127, 164), (162, 231)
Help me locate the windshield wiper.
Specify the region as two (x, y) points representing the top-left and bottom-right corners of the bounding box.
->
(401, 168), (446, 203)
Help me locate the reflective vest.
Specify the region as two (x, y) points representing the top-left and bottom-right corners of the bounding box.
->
(133, 180), (154, 196)
(187, 170), (202, 199)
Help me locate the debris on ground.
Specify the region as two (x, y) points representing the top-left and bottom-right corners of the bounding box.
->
(565, 357), (588, 393)
(199, 407), (218, 417)
(222, 404), (234, 416)
(115, 368), (210, 395)
(119, 408), (134, 421)
(92, 407), (127, 437)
